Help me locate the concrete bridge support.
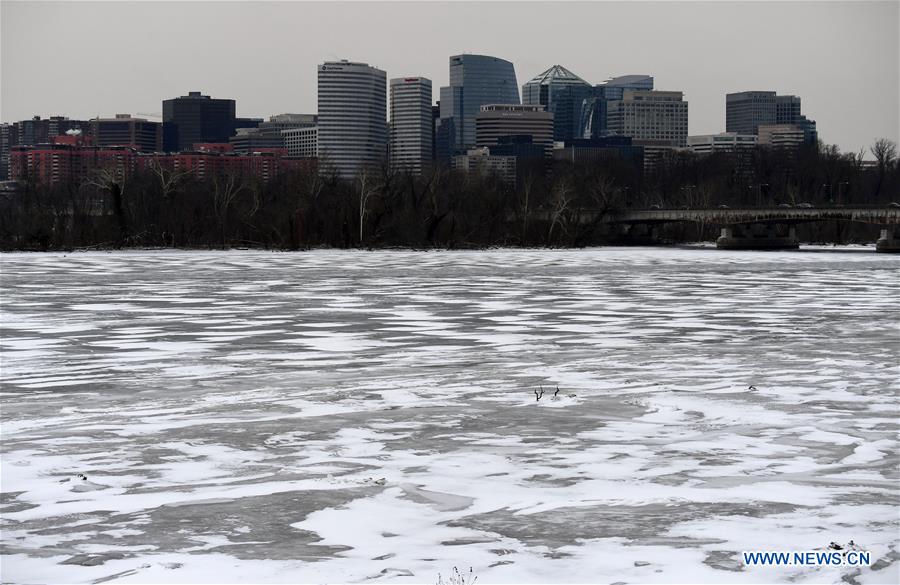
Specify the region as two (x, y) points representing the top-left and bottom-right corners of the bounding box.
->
(611, 223), (663, 246)
(876, 227), (900, 253)
(716, 224), (799, 250)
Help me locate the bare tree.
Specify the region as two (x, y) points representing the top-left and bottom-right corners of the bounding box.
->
(85, 164), (129, 245)
(212, 172), (247, 248)
(356, 168), (381, 246)
(871, 138), (898, 168)
(518, 172), (535, 246)
(871, 138), (897, 200)
(547, 178), (572, 245)
(147, 157), (190, 199)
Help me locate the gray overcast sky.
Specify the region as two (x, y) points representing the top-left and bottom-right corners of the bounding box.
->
(2, 1), (898, 155)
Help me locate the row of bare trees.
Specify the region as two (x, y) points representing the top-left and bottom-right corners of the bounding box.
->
(1, 138), (896, 250)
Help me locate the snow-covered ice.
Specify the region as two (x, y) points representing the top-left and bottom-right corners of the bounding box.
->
(1, 247), (898, 584)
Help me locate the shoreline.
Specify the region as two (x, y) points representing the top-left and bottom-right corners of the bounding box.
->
(0, 241), (884, 255)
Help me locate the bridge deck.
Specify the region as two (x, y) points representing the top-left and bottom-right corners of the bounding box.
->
(605, 207), (900, 226)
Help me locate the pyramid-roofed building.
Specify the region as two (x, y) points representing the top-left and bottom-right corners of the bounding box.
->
(525, 65), (591, 88)
(522, 65), (593, 142)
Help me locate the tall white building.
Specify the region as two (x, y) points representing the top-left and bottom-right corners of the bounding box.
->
(389, 77), (433, 176)
(317, 60), (387, 178)
(283, 126), (318, 158)
(607, 90), (688, 147)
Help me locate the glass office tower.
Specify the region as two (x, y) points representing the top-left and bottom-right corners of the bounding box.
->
(579, 75), (655, 139)
(522, 65), (592, 142)
(438, 54), (519, 154)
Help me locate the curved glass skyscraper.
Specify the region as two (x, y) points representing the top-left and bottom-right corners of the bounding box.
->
(438, 54), (519, 154)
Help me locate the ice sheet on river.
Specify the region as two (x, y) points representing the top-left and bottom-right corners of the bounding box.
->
(1, 247), (898, 584)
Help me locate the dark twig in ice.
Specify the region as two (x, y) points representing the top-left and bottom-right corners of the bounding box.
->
(554, 387), (560, 397)
(535, 387), (544, 401)
(437, 566), (477, 585)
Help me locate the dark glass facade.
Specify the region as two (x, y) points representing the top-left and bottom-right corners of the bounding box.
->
(162, 91), (236, 152)
(90, 116), (162, 152)
(14, 116), (90, 146)
(439, 54), (519, 154)
(522, 65), (592, 143)
(579, 76), (655, 139)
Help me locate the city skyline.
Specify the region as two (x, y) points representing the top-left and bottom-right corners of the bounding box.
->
(1, 1), (898, 157)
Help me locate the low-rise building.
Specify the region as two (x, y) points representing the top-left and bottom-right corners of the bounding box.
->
(553, 136), (644, 169)
(757, 124), (806, 148)
(10, 135), (314, 185)
(452, 147), (516, 184)
(283, 126), (318, 158)
(229, 127), (286, 153)
(632, 139), (684, 171)
(687, 132), (757, 155)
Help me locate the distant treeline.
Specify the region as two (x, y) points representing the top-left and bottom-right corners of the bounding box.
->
(1, 139), (897, 251)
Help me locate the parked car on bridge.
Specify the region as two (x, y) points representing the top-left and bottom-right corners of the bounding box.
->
(718, 204), (730, 209)
(797, 202), (813, 208)
(888, 202), (900, 208)
(778, 203), (792, 208)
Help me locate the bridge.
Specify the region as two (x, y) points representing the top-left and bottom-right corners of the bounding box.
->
(595, 206), (900, 252)
(607, 206), (900, 226)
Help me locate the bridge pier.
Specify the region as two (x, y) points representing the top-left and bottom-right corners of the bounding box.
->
(876, 227), (900, 253)
(716, 224), (799, 250)
(610, 223), (664, 246)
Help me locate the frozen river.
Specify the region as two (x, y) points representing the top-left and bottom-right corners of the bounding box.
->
(1, 247), (898, 584)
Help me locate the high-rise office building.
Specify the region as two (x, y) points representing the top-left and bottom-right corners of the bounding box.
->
(475, 104), (554, 157)
(13, 116), (90, 146)
(607, 90), (688, 147)
(522, 65), (592, 142)
(578, 75), (655, 140)
(317, 60), (387, 178)
(439, 54), (519, 155)
(390, 77), (433, 176)
(604, 75), (654, 99)
(1, 124), (18, 180)
(89, 114), (162, 152)
(162, 91), (236, 152)
(726, 91), (777, 135)
(727, 91), (817, 145)
(775, 95), (801, 125)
